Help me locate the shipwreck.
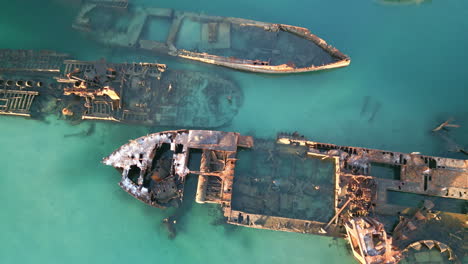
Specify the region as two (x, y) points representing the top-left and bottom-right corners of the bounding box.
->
(0, 49), (241, 127)
(104, 130), (467, 264)
(73, 0), (350, 74)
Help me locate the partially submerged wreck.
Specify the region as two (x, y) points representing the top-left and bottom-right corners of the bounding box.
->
(73, 1), (350, 74)
(104, 130), (467, 264)
(0, 49), (241, 127)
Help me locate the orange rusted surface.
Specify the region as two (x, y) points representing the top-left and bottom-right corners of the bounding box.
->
(1, 49), (242, 127)
(73, 3), (351, 74)
(345, 217), (400, 264)
(176, 24), (351, 74)
(104, 131), (467, 263)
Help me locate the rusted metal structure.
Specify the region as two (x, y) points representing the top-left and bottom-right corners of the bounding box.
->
(104, 130), (467, 264)
(103, 130), (253, 208)
(0, 50), (68, 117)
(345, 217), (400, 264)
(0, 49), (242, 127)
(73, 1), (350, 74)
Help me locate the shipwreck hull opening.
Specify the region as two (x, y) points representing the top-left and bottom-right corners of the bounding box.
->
(187, 148), (202, 171)
(400, 245), (457, 264)
(142, 16), (172, 43)
(174, 18), (340, 68)
(231, 142), (336, 223)
(87, 6), (128, 33)
(127, 165), (141, 184)
(387, 190), (467, 215)
(370, 162), (401, 180)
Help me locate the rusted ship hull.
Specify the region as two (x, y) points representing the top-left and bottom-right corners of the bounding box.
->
(0, 49), (241, 127)
(73, 1), (350, 74)
(104, 130), (467, 264)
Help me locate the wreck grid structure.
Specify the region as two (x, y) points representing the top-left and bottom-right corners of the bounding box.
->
(0, 50), (68, 117)
(0, 49), (242, 127)
(103, 130), (254, 208)
(73, 1), (350, 73)
(104, 130), (467, 264)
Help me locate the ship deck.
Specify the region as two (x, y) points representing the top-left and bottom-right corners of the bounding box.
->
(103, 130), (467, 263)
(73, 2), (350, 73)
(0, 49), (241, 127)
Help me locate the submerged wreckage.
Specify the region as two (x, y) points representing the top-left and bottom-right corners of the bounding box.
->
(0, 49), (241, 127)
(104, 130), (467, 264)
(73, 0), (350, 73)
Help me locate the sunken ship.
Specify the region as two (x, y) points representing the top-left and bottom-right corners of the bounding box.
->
(0, 49), (241, 127)
(104, 130), (467, 264)
(73, 0), (350, 74)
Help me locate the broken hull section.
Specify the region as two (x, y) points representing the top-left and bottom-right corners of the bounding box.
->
(103, 130), (254, 208)
(0, 49), (242, 127)
(104, 130), (467, 264)
(0, 50), (68, 118)
(73, 2), (350, 73)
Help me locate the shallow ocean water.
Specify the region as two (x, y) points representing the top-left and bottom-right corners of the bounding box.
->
(0, 0), (467, 263)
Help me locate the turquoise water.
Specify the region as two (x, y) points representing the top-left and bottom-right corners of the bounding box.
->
(1, 0), (467, 263)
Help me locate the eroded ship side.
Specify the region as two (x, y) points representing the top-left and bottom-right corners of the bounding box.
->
(0, 49), (241, 127)
(104, 130), (467, 264)
(103, 130), (254, 208)
(0, 50), (68, 117)
(73, 0), (350, 74)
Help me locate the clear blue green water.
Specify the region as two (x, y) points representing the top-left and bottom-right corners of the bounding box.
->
(1, 0), (467, 263)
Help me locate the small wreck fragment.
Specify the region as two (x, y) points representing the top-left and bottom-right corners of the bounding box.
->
(431, 118), (467, 156)
(73, 1), (350, 74)
(0, 49), (242, 127)
(104, 130), (467, 264)
(432, 118), (460, 132)
(345, 217), (400, 264)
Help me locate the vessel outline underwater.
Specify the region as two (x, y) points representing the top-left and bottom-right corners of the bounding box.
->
(0, 49), (242, 128)
(73, 0), (351, 74)
(104, 129), (467, 264)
